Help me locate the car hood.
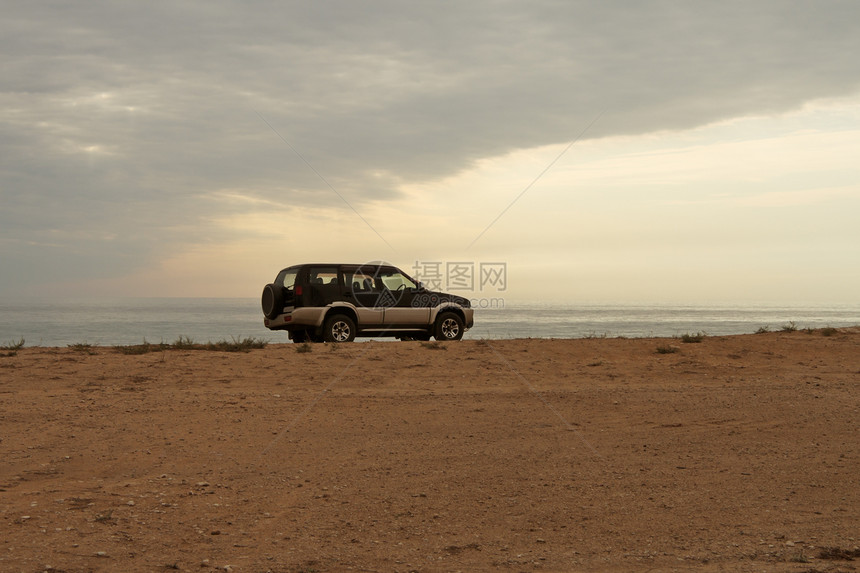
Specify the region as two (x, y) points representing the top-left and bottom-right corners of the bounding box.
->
(417, 289), (471, 308)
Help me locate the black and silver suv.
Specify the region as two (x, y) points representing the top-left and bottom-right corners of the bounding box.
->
(261, 263), (474, 342)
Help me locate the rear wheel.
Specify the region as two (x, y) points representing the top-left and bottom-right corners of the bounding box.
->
(434, 312), (464, 341)
(323, 314), (356, 343)
(291, 329), (320, 343)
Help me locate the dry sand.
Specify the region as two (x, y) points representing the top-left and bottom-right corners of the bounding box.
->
(1, 329), (858, 572)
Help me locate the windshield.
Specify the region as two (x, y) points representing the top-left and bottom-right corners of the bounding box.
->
(379, 268), (418, 290)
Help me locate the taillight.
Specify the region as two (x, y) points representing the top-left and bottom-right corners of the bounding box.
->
(295, 286), (302, 296)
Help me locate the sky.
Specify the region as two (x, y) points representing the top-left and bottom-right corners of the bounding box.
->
(2, 1), (860, 304)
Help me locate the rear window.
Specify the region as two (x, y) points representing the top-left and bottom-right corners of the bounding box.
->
(275, 268), (298, 290)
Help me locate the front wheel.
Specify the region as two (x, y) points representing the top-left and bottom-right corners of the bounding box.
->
(434, 312), (464, 341)
(323, 314), (356, 343)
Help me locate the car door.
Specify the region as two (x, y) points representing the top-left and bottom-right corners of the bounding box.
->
(341, 266), (385, 325)
(306, 266), (342, 307)
(378, 267), (431, 326)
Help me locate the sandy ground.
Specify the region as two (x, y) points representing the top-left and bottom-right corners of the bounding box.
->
(1, 329), (858, 573)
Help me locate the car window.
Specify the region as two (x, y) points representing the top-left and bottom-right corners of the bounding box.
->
(379, 269), (417, 290)
(308, 267), (339, 286)
(346, 270), (378, 291)
(276, 269), (298, 290)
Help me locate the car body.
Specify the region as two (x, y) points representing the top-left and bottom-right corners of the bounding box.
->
(261, 262), (474, 342)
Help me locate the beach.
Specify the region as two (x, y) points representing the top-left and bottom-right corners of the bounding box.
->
(1, 329), (858, 572)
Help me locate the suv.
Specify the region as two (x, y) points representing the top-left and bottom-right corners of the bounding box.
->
(261, 263), (474, 342)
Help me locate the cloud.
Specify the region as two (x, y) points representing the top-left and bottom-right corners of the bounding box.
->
(2, 1), (860, 294)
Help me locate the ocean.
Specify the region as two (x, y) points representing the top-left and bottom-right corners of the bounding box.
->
(1, 298), (858, 348)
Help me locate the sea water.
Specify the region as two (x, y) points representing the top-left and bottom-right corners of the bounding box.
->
(1, 298), (858, 348)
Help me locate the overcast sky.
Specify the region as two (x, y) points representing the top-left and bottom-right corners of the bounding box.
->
(2, 1), (859, 303)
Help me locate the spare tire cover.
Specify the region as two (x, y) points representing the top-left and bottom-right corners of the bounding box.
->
(261, 283), (285, 319)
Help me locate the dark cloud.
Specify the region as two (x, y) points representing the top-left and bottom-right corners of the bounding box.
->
(2, 1), (860, 291)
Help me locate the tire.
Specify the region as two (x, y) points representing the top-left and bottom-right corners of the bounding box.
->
(291, 329), (313, 343)
(261, 283), (284, 319)
(323, 314), (356, 343)
(434, 312), (464, 341)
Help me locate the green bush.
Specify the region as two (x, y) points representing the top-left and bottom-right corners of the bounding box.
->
(1, 338), (25, 351)
(206, 337), (267, 352)
(113, 336), (266, 354)
(172, 335), (196, 349)
(68, 342), (97, 354)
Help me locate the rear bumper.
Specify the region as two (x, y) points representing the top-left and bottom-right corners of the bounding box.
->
(263, 307), (327, 331)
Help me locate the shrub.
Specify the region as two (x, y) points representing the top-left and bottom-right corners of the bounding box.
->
(114, 338), (169, 355)
(114, 336), (266, 354)
(680, 332), (705, 343)
(172, 335), (196, 349)
(820, 327), (838, 337)
(205, 336), (267, 352)
(115, 343), (157, 355)
(656, 345), (679, 354)
(780, 321), (797, 332)
(68, 342), (97, 354)
(1, 338), (25, 351)
(295, 342), (312, 353)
